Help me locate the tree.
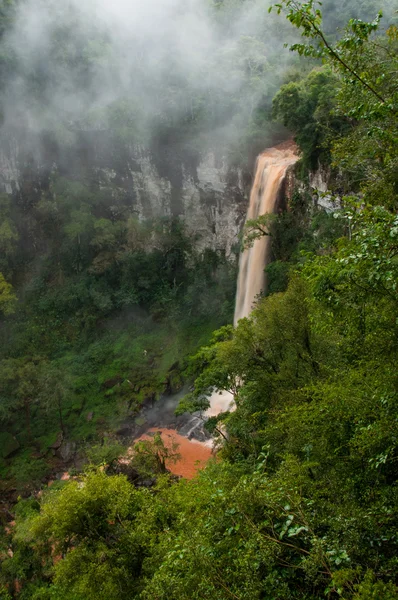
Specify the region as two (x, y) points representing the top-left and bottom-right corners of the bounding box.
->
(131, 431), (181, 477)
(272, 66), (346, 170)
(0, 357), (42, 442)
(0, 272), (16, 315)
(271, 0), (395, 106)
(0, 193), (18, 261)
(20, 471), (151, 600)
(38, 363), (74, 435)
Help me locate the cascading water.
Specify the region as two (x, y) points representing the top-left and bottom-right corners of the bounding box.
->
(234, 143), (298, 324)
(206, 142), (298, 416)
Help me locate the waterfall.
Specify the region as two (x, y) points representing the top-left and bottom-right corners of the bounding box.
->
(234, 143), (298, 324)
(207, 142), (298, 416)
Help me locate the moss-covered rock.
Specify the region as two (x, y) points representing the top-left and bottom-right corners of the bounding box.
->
(0, 432), (20, 458)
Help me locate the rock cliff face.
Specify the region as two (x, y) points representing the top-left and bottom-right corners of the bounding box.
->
(0, 132), (248, 257)
(95, 148), (248, 256)
(283, 161), (340, 212)
(308, 166), (340, 211)
(0, 138), (21, 195)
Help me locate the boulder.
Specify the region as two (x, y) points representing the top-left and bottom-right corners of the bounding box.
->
(49, 432), (63, 456)
(0, 433), (20, 458)
(58, 441), (77, 462)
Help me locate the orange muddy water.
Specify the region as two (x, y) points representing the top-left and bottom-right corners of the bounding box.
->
(135, 428), (213, 479)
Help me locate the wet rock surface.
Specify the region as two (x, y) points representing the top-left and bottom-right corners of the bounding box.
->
(118, 387), (211, 445)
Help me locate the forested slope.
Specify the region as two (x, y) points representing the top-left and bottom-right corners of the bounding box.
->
(0, 0), (398, 598)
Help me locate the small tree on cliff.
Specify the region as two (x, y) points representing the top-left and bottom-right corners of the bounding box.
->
(131, 431), (181, 477)
(0, 272), (16, 315)
(0, 358), (42, 443)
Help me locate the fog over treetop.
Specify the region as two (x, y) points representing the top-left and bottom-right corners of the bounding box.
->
(3, 0), (281, 143)
(0, 0), (393, 156)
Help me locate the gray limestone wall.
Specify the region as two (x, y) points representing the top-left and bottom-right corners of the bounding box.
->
(0, 134), (248, 257)
(94, 148), (248, 256)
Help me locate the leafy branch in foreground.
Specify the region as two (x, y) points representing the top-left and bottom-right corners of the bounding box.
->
(270, 1), (396, 112)
(271, 1), (398, 208)
(242, 213), (276, 248)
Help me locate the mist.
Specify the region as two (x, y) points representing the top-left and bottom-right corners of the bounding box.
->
(0, 0), (300, 164)
(0, 0), (393, 175)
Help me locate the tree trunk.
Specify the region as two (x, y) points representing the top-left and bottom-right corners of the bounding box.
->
(58, 396), (65, 435)
(24, 398), (32, 442)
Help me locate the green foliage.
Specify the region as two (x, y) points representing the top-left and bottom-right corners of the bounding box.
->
(0, 358), (42, 443)
(9, 455), (51, 491)
(353, 571), (398, 599)
(0, 431), (19, 458)
(84, 439), (125, 467)
(271, 1), (398, 204)
(4, 207), (398, 596)
(243, 213), (275, 248)
(242, 188), (345, 296)
(171, 201), (398, 596)
(131, 431), (181, 477)
(2, 3), (398, 599)
(0, 190), (236, 475)
(304, 204), (398, 312)
(22, 471), (150, 600)
(273, 66), (347, 170)
(0, 272), (16, 315)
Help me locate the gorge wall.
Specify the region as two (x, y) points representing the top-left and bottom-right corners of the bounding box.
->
(0, 131), (249, 257)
